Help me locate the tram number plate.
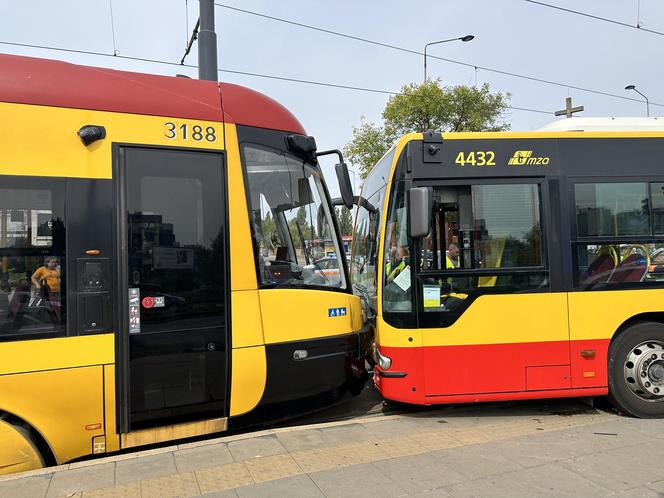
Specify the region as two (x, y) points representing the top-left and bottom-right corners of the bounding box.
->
(164, 122), (217, 143)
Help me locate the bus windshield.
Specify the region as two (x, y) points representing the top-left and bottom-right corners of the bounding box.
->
(243, 143), (346, 289)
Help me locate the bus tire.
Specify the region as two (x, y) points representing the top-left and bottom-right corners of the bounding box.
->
(608, 322), (664, 418)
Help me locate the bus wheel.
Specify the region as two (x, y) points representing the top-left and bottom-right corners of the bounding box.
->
(608, 322), (664, 418)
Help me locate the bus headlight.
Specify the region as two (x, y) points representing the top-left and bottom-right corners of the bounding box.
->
(374, 347), (392, 370)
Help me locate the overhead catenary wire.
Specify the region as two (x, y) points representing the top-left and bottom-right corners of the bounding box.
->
(524, 0), (664, 36)
(0, 39), (556, 114)
(108, 0), (119, 56)
(213, 2), (663, 106)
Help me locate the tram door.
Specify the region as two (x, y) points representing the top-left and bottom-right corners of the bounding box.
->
(117, 147), (229, 431)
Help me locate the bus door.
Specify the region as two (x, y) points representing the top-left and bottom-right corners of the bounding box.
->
(411, 181), (571, 396)
(116, 147), (229, 431)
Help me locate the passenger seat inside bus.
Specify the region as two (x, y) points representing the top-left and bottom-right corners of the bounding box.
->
(608, 253), (648, 283)
(580, 246), (618, 285)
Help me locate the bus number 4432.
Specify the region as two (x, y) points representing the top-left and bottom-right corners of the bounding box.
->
(454, 151), (495, 167)
(164, 122), (217, 143)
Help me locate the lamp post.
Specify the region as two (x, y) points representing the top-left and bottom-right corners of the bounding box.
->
(625, 84), (650, 117)
(424, 35), (474, 83)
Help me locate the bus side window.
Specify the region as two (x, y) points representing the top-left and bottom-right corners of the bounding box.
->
(574, 182), (664, 288)
(0, 178), (67, 342)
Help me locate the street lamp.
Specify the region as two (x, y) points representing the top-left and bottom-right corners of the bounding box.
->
(424, 35), (474, 83)
(625, 84), (650, 117)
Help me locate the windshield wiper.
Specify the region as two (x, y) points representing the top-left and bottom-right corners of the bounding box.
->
(295, 221), (329, 284)
(295, 221), (310, 266)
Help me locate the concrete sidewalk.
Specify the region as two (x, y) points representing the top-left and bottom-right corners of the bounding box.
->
(2, 400), (664, 498)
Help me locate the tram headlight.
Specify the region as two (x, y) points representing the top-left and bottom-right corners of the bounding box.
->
(374, 347), (392, 370)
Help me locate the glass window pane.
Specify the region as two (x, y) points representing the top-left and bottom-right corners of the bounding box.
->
(243, 144), (345, 289)
(0, 180), (66, 341)
(351, 189), (384, 309)
(575, 183), (650, 237)
(651, 183), (664, 235)
(383, 181), (412, 313)
(472, 184), (542, 268)
(576, 242), (664, 287)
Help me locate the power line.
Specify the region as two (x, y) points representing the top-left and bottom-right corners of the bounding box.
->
(213, 2), (664, 107)
(108, 0), (119, 56)
(0, 39), (555, 114)
(524, 0), (664, 36)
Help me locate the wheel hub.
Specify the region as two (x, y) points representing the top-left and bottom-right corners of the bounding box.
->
(624, 341), (664, 400)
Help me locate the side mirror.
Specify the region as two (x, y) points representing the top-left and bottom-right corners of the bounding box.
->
(335, 162), (354, 209)
(408, 187), (432, 238)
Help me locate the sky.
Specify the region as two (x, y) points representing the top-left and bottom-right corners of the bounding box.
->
(1, 0), (662, 194)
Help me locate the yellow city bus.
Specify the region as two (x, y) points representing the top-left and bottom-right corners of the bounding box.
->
(353, 119), (664, 418)
(0, 54), (369, 474)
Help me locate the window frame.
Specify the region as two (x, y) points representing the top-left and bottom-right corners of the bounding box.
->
(414, 177), (549, 277)
(389, 177), (551, 329)
(237, 127), (350, 293)
(570, 176), (664, 290)
(0, 176), (67, 342)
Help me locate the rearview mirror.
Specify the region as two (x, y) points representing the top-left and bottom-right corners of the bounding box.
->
(408, 187), (432, 238)
(335, 162), (354, 209)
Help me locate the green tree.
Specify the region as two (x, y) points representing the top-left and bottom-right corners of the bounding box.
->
(344, 80), (511, 178)
(261, 211), (278, 252)
(337, 206), (353, 237)
(295, 206), (308, 226)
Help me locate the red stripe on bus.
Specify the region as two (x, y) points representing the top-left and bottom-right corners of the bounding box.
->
(375, 338), (610, 405)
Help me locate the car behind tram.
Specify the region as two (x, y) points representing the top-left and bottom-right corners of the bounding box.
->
(353, 119), (664, 418)
(0, 54), (370, 474)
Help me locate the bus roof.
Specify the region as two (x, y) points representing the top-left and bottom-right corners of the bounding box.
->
(538, 117), (664, 132)
(0, 53), (306, 134)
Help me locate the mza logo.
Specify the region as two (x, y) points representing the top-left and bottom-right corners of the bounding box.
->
(508, 150), (550, 166)
(328, 307), (347, 317)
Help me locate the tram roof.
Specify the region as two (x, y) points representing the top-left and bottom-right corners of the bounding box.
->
(0, 53), (306, 134)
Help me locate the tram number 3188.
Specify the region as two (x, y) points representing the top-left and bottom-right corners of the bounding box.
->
(164, 122), (217, 143)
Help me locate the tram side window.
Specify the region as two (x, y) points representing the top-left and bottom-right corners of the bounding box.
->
(574, 182), (664, 288)
(0, 180), (66, 341)
(243, 144), (346, 289)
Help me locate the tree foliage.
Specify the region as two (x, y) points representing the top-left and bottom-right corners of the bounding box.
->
(343, 119), (393, 181)
(344, 80), (511, 178)
(337, 206), (353, 237)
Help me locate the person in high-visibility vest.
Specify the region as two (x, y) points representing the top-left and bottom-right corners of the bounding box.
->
(446, 243), (459, 269)
(386, 245), (409, 281)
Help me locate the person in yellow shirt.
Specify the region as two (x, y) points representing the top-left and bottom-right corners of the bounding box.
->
(31, 256), (61, 323)
(31, 256), (61, 293)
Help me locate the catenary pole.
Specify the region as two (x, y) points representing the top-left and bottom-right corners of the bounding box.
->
(198, 0), (218, 81)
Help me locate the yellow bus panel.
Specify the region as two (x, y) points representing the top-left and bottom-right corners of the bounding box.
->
(224, 123), (258, 292)
(230, 345), (267, 416)
(568, 289), (664, 341)
(0, 102), (224, 179)
(0, 366), (104, 464)
(0, 334), (114, 375)
(231, 290), (265, 348)
(259, 290), (356, 344)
